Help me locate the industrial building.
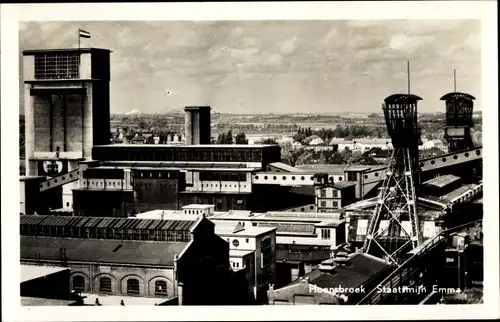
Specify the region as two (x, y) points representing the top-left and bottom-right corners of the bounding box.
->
(19, 215), (250, 305)
(19, 45), (483, 306)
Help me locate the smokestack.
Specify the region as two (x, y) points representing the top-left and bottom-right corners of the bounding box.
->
(184, 106), (211, 145)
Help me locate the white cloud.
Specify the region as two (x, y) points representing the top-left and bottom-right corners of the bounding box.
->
(263, 53), (284, 66)
(389, 34), (434, 51)
(280, 36), (298, 54)
(464, 33), (480, 50)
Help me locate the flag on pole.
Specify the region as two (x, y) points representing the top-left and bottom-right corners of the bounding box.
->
(79, 29), (91, 38)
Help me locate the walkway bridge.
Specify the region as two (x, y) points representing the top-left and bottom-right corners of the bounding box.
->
(356, 220), (482, 305)
(36, 146), (482, 194)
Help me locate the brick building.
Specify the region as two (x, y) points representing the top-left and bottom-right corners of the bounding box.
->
(20, 215), (237, 305)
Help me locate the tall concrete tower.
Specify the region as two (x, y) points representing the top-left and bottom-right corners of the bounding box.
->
(184, 106), (211, 145)
(23, 47), (111, 208)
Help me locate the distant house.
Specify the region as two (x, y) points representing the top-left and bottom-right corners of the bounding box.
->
(302, 135), (324, 146)
(329, 138), (392, 152)
(131, 133), (145, 144)
(420, 139), (447, 151)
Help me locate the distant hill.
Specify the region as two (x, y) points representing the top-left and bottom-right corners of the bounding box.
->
(125, 109), (141, 116)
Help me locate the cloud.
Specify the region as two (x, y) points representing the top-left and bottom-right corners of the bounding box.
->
(18, 20), (481, 114)
(389, 34), (434, 51)
(464, 33), (480, 50)
(263, 53), (283, 66)
(280, 36), (298, 54)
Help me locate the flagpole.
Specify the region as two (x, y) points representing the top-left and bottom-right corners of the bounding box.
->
(78, 29), (80, 50)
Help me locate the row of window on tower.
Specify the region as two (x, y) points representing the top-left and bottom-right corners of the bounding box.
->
(199, 171), (248, 182)
(34, 52), (80, 80)
(92, 146), (267, 163)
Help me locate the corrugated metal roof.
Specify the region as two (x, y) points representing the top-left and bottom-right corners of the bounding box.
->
(97, 218), (114, 228)
(51, 217), (72, 227)
(113, 219), (129, 229)
(136, 219), (155, 230)
(40, 216), (60, 226)
(83, 217), (104, 228)
(74, 217), (91, 228)
(66, 217), (84, 228)
(20, 216), (47, 226)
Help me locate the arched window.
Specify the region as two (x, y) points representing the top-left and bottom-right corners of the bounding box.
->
(73, 276), (85, 292)
(99, 277), (112, 294)
(127, 278), (140, 295)
(155, 280), (168, 296)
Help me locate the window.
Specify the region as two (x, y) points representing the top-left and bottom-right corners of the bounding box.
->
(127, 278), (140, 295)
(246, 238), (249, 243)
(155, 281), (168, 296)
(347, 172), (357, 181)
(357, 219), (369, 235)
(332, 201), (339, 208)
(73, 276), (85, 292)
(321, 229), (331, 240)
(99, 277), (112, 294)
(232, 239), (240, 247)
(35, 52), (80, 80)
(320, 201), (327, 208)
(320, 190), (326, 198)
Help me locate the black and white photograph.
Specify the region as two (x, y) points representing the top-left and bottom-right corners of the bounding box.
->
(1, 1), (498, 321)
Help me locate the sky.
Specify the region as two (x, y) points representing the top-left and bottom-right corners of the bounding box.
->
(19, 20), (481, 114)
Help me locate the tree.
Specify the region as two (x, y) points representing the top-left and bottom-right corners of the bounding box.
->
(235, 132), (248, 144)
(216, 132), (226, 144)
(226, 130), (233, 144)
(215, 130), (234, 144)
(261, 138), (278, 145)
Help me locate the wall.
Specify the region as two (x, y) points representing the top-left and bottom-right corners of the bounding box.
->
(33, 95), (51, 152)
(21, 261), (175, 298)
(133, 177), (181, 212)
(176, 219), (231, 305)
(73, 189), (134, 217)
(180, 193), (249, 212)
(21, 268), (71, 300)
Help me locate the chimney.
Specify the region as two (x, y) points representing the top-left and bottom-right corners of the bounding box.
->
(184, 106), (211, 145)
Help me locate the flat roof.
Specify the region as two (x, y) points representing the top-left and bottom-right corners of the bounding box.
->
(94, 144), (277, 148)
(21, 237), (187, 267)
(443, 184), (479, 201)
(214, 223), (276, 236)
(21, 265), (69, 283)
(423, 174), (462, 189)
(80, 293), (169, 306)
(23, 48), (112, 55)
(290, 253), (389, 290)
(229, 249), (255, 257)
(21, 297), (77, 306)
(20, 176), (47, 182)
(133, 210), (196, 221)
(268, 162), (303, 173)
(333, 181), (357, 189)
(181, 204), (215, 209)
(315, 220), (345, 228)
